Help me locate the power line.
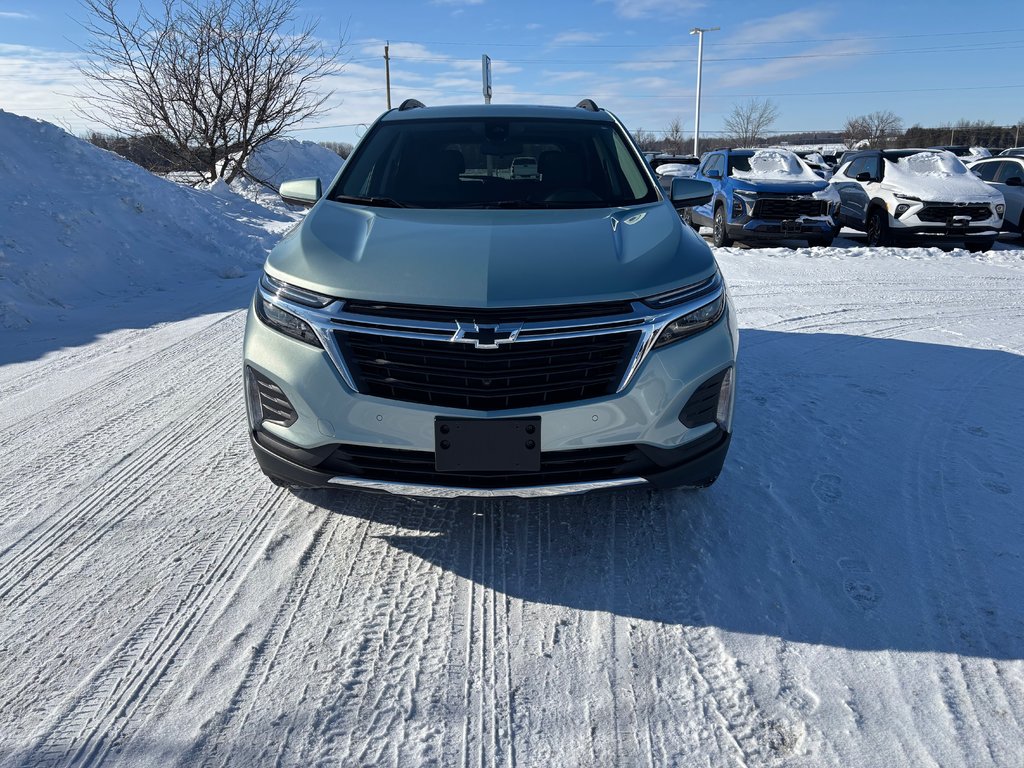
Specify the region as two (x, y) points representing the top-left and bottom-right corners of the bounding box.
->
(358, 83), (1024, 100)
(386, 40), (1024, 66)
(364, 28), (1024, 49)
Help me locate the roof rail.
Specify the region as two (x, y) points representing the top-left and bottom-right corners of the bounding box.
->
(575, 99), (600, 112)
(397, 98), (426, 111)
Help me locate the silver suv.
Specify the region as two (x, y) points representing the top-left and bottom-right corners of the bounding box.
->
(243, 99), (738, 497)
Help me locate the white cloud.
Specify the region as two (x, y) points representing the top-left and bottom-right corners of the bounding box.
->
(549, 31), (605, 46)
(602, 0), (705, 19)
(713, 40), (866, 89)
(616, 60), (676, 72)
(0, 11), (34, 19)
(724, 8), (832, 46)
(0, 44), (88, 128)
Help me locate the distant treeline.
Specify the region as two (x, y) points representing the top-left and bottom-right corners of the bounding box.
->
(83, 132), (352, 176)
(638, 121), (1022, 155)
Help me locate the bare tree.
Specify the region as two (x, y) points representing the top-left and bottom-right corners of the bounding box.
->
(723, 98), (779, 147)
(843, 111), (903, 148)
(319, 140), (354, 159)
(662, 117), (687, 154)
(631, 127), (660, 152)
(76, 0), (345, 183)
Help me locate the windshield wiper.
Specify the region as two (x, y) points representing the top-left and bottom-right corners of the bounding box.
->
(334, 194), (411, 208)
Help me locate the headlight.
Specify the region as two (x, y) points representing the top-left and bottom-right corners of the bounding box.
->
(260, 272), (334, 308)
(654, 293), (726, 348)
(895, 193), (922, 201)
(255, 273), (333, 347)
(254, 293), (323, 347)
(734, 191), (756, 216)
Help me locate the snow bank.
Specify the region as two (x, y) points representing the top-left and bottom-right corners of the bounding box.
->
(0, 110), (290, 330)
(244, 138), (344, 190)
(731, 149), (820, 181)
(883, 151), (1002, 202)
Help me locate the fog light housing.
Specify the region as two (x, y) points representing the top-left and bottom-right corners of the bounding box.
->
(995, 203), (1005, 216)
(246, 366), (298, 427)
(894, 203), (911, 218)
(716, 366), (735, 433)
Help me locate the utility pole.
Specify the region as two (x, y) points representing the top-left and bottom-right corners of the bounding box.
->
(690, 26), (719, 156)
(384, 41), (392, 109)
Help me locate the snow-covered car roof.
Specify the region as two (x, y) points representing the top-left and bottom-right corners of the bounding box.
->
(655, 162), (698, 177)
(730, 149), (820, 182)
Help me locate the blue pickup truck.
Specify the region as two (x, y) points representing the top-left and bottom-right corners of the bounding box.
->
(687, 148), (840, 247)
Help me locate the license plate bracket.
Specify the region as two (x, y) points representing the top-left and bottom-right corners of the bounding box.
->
(781, 219), (802, 235)
(435, 417), (541, 473)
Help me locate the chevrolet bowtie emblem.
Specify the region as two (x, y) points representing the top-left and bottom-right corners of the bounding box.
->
(451, 320), (523, 349)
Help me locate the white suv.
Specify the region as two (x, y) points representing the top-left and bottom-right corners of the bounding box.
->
(831, 149), (1004, 251)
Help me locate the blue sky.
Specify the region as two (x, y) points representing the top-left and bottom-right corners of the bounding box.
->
(2, 0), (1023, 147)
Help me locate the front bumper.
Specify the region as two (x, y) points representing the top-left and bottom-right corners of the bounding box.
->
(243, 292), (739, 496)
(729, 217), (834, 240)
(250, 426), (732, 495)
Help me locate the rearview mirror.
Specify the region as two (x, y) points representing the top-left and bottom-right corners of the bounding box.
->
(855, 171), (874, 183)
(279, 178), (322, 207)
(1006, 176), (1023, 187)
(670, 177), (714, 208)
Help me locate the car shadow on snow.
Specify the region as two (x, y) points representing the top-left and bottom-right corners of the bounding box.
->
(0, 271), (259, 367)
(299, 329), (1024, 660)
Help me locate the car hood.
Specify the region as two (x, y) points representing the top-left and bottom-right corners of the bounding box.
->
(731, 178), (830, 194)
(265, 201), (716, 307)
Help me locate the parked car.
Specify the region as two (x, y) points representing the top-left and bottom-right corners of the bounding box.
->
(687, 148), (839, 247)
(789, 149), (832, 178)
(998, 147), (1024, 157)
(653, 157), (701, 192)
(969, 155), (1024, 234)
(928, 145), (991, 163)
(831, 149), (1004, 251)
(246, 99), (738, 496)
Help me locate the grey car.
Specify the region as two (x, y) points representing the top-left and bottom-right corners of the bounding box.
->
(243, 100), (738, 497)
(969, 156), (1024, 234)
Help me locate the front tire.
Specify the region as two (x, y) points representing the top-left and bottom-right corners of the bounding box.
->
(866, 207), (890, 247)
(712, 205), (733, 247)
(682, 207), (699, 231)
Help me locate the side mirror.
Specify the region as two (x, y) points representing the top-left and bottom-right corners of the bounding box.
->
(1006, 176), (1023, 187)
(279, 178), (322, 207)
(705, 169), (722, 179)
(670, 177), (714, 208)
(855, 171), (874, 183)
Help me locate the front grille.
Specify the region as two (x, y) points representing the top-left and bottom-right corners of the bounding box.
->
(917, 204), (992, 222)
(319, 429), (724, 488)
(752, 197), (828, 220)
(337, 330), (641, 411)
(344, 299), (635, 324)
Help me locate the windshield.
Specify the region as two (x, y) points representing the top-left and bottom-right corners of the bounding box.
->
(330, 117), (658, 209)
(728, 149), (820, 181)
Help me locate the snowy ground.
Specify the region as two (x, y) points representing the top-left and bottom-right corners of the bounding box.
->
(1, 242), (1022, 767)
(2, 113), (1024, 766)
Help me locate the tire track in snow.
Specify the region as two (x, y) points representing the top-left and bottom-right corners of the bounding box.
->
(906, 352), (1024, 766)
(185, 508), (343, 768)
(19, 480), (290, 768)
(0, 313), (245, 518)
